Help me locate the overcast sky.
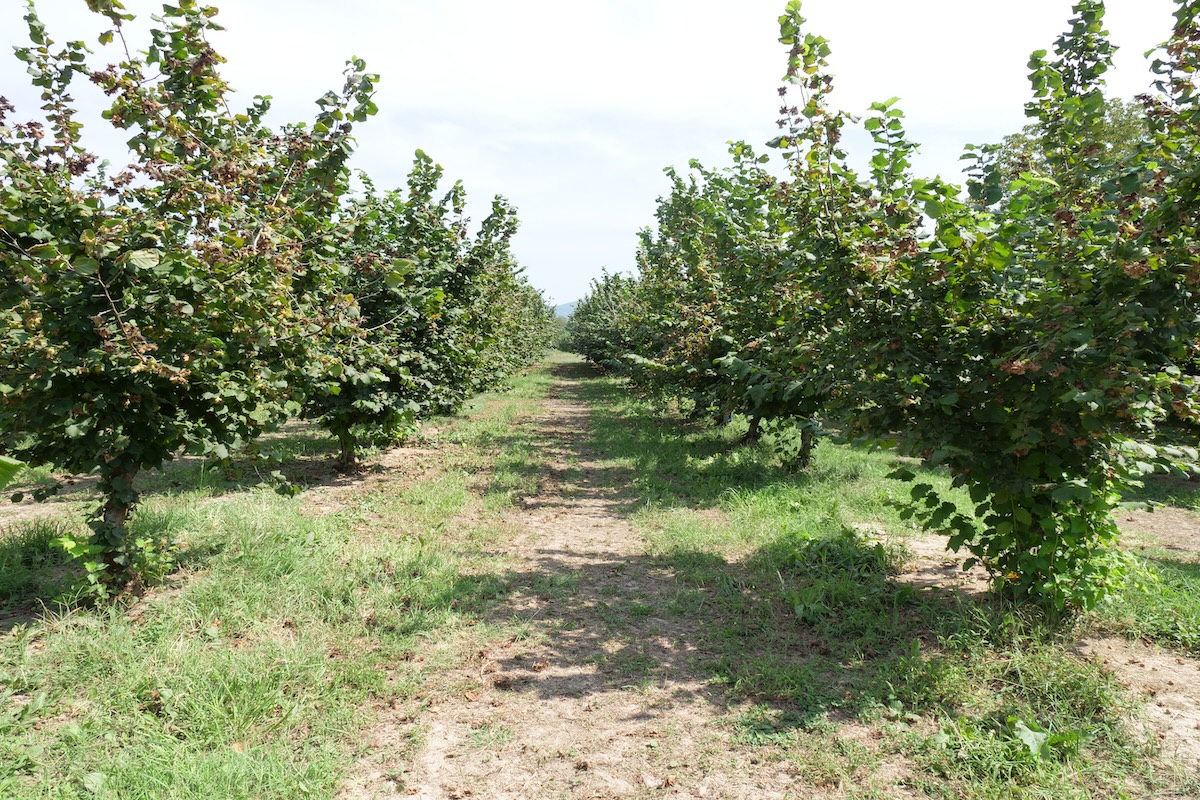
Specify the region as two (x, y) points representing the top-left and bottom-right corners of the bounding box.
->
(1, 0), (1180, 304)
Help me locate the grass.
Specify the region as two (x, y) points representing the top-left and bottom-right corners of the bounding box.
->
(1121, 473), (1200, 511)
(1094, 550), (1200, 655)
(467, 722), (514, 749)
(1, 354), (1197, 799)
(566, 367), (1198, 799)
(0, 518), (74, 607)
(0, 366), (558, 799)
(1, 494), (407, 798)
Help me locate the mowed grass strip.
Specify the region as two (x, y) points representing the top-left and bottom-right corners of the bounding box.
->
(572, 369), (1200, 800)
(0, 366), (555, 800)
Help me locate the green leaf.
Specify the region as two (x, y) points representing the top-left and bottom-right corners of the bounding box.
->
(910, 483), (934, 501)
(126, 249), (161, 271)
(0, 456), (24, 490)
(82, 772), (108, 794)
(73, 256), (99, 276)
(1009, 718), (1051, 760)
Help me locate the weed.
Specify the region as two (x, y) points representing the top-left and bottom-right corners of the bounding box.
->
(1095, 553), (1200, 655)
(468, 723), (514, 749)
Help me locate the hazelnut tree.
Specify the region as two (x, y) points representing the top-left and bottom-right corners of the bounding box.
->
(0, 0), (376, 589)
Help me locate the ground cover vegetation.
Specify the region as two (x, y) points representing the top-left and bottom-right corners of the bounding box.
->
(576, 364), (1200, 799)
(0, 366), (557, 799)
(0, 0), (553, 594)
(569, 0), (1200, 610)
(3, 355), (1195, 798)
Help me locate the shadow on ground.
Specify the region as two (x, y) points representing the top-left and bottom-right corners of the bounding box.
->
(445, 360), (1033, 736)
(455, 545), (990, 731)
(0, 417), (436, 521)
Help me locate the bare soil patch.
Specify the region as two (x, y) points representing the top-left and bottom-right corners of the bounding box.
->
(1117, 506), (1200, 559)
(892, 532), (990, 598)
(0, 478), (95, 529)
(0, 421), (346, 529)
(301, 444), (446, 518)
(1074, 635), (1200, 770)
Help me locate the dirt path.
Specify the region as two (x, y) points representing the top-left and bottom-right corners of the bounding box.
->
(343, 369), (808, 799)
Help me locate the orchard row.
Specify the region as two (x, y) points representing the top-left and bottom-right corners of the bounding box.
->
(0, 0), (553, 591)
(570, 0), (1200, 609)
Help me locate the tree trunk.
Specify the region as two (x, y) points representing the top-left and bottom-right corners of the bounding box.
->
(336, 431), (359, 472)
(97, 466), (139, 583)
(798, 427), (814, 468)
(744, 415), (763, 444)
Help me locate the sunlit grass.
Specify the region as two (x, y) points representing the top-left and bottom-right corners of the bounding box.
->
(0, 362), (558, 799)
(1, 357), (1196, 799)
(570, 370), (1191, 799)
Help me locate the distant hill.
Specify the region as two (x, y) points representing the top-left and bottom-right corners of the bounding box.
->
(553, 301), (577, 319)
